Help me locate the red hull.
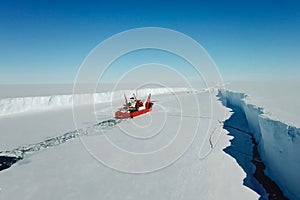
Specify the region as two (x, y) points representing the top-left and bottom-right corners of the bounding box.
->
(115, 108), (152, 119)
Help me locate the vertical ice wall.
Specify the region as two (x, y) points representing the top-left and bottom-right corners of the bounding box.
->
(220, 89), (300, 200)
(0, 88), (194, 116)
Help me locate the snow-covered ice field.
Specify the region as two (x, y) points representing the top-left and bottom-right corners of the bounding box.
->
(0, 81), (299, 199)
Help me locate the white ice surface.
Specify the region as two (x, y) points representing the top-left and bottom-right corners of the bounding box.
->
(225, 81), (300, 127)
(0, 89), (258, 200)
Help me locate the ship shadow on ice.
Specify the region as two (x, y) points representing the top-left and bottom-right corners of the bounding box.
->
(217, 91), (288, 200)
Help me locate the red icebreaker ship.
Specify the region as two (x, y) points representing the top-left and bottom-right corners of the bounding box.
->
(115, 93), (154, 119)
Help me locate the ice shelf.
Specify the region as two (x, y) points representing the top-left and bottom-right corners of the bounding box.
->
(219, 89), (300, 200)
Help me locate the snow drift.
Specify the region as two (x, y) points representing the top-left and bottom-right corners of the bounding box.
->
(0, 87), (194, 116)
(219, 89), (300, 200)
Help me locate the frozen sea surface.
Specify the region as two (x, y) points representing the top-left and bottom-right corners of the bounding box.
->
(1, 81), (299, 199)
(0, 86), (258, 200)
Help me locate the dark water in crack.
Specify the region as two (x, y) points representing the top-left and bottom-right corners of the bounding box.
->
(221, 98), (288, 200)
(0, 156), (21, 171)
(0, 118), (121, 172)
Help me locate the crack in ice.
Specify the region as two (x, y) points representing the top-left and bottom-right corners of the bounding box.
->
(0, 118), (122, 171)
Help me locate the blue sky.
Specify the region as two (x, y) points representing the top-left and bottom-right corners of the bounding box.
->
(0, 0), (299, 83)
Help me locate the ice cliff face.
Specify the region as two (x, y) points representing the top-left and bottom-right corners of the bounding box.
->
(0, 87), (194, 116)
(219, 89), (300, 200)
